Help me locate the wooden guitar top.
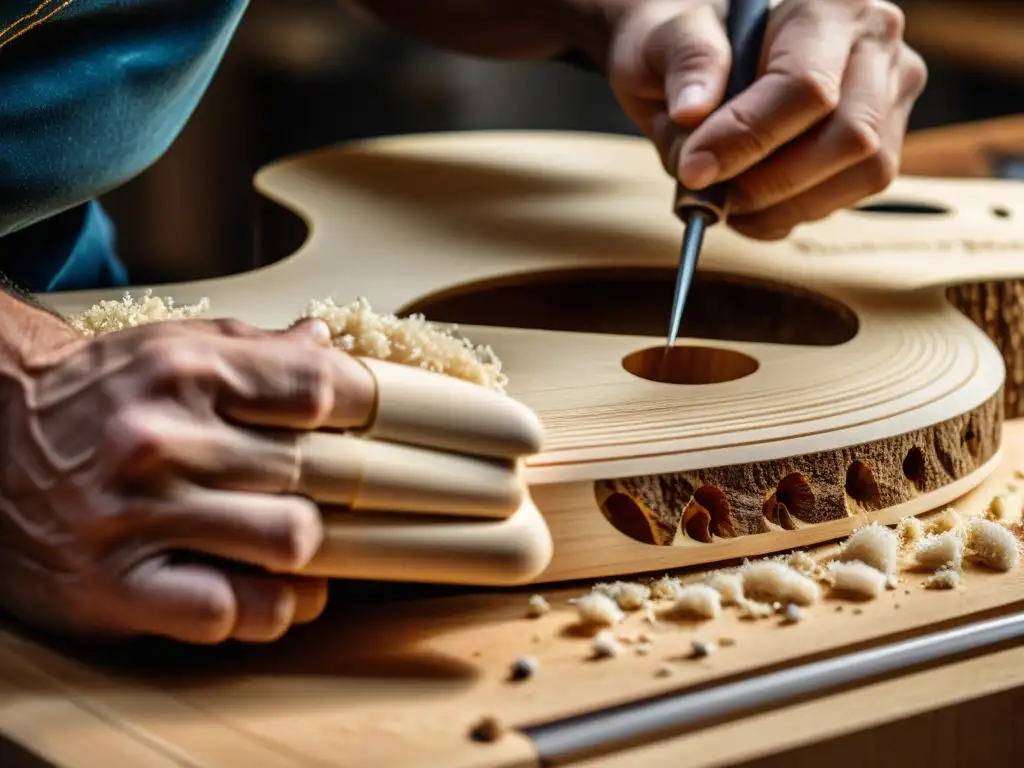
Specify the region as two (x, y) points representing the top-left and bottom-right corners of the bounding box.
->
(43, 131), (1024, 582)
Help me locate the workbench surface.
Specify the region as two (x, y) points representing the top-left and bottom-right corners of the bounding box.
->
(0, 415), (1021, 768)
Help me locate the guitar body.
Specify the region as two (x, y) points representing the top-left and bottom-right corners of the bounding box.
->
(48, 131), (1024, 584)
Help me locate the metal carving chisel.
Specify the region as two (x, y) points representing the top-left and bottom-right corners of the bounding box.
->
(662, 0), (770, 375)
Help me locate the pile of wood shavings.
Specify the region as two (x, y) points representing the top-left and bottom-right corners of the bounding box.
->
(303, 296), (507, 392)
(69, 290), (210, 337)
(67, 293), (507, 392)
(506, 489), (1024, 700)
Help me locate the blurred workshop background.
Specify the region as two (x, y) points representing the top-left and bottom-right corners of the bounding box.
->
(100, 0), (1024, 285)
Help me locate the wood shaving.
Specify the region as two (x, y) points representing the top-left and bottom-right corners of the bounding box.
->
(663, 585), (722, 620)
(836, 522), (900, 576)
(703, 570), (744, 605)
(525, 595), (550, 619)
(690, 638), (716, 659)
(924, 569), (960, 590)
(592, 630), (623, 659)
(303, 296), (507, 391)
(828, 561), (887, 600)
(985, 495), (1008, 522)
(737, 598), (775, 620)
(925, 507), (966, 537)
(592, 581), (651, 611)
(915, 531), (965, 572)
(785, 551), (828, 581)
(966, 518), (1021, 572)
(739, 560), (820, 607)
(781, 603), (804, 624)
(649, 575), (684, 601)
(570, 593), (624, 627)
(72, 293), (508, 391)
(69, 290), (209, 337)
(896, 516), (925, 547)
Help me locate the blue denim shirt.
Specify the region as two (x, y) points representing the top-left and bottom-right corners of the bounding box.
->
(0, 0), (248, 292)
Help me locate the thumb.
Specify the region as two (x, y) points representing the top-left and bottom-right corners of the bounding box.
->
(652, 4), (732, 127)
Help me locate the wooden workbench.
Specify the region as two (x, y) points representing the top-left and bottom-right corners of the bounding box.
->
(0, 419), (1021, 768)
(2, 120), (1024, 767)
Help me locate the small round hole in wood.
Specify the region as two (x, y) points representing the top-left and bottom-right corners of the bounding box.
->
(763, 473), (815, 528)
(991, 205), (1012, 220)
(622, 346), (759, 385)
(692, 485), (737, 538)
(962, 418), (981, 460)
(601, 492), (659, 545)
(845, 460), (882, 510)
(902, 447), (926, 490)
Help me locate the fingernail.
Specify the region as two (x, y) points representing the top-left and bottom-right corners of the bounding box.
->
(671, 84), (708, 117)
(679, 151), (720, 189)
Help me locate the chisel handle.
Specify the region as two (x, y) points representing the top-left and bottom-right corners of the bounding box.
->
(673, 0), (770, 224)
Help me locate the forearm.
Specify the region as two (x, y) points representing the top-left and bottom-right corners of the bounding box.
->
(344, 0), (626, 64)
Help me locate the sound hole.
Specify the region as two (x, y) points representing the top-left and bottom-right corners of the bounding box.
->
(853, 200), (950, 216)
(401, 268), (858, 347)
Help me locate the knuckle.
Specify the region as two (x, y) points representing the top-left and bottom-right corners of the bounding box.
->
(138, 336), (200, 380)
(865, 151), (900, 193)
(870, 1), (905, 43)
(723, 101), (775, 157)
(106, 407), (168, 467)
(792, 68), (842, 113)
(274, 498), (323, 570)
(839, 112), (884, 159)
(187, 588), (237, 643)
(301, 354), (336, 428)
(901, 47), (929, 97)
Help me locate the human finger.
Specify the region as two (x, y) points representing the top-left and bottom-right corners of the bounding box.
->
(729, 96), (913, 240)
(135, 485), (325, 573)
(729, 36), (895, 215)
(676, 5), (859, 190)
(114, 559), (239, 644)
(215, 334), (376, 431)
(222, 571), (298, 643)
(611, 2), (730, 175)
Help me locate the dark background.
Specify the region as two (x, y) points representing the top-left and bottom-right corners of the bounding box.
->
(99, 0), (1024, 285)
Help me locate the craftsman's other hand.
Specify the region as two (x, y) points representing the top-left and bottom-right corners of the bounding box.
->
(0, 318), (374, 645)
(607, 0), (928, 240)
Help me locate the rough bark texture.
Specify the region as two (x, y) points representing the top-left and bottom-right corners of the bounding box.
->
(947, 281), (1024, 418)
(598, 391), (1003, 546)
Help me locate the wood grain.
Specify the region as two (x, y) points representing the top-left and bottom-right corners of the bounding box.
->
(0, 419), (1023, 767)
(900, 115), (1024, 421)
(43, 131), (1024, 581)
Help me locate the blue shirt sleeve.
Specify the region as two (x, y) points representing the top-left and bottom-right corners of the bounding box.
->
(0, 0), (248, 291)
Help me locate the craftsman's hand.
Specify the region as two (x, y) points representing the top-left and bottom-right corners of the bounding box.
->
(0, 318), (374, 645)
(606, 0), (928, 239)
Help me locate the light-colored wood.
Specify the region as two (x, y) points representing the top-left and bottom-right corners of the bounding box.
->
(1, 420), (1024, 767)
(43, 131), (1024, 582)
(900, 115), (1024, 420)
(901, 114), (1024, 180)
